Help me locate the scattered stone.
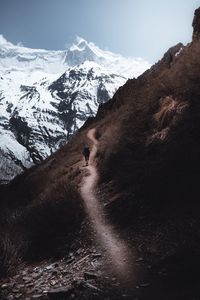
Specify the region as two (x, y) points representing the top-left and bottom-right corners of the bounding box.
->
(32, 273), (41, 279)
(22, 271), (27, 276)
(1, 283), (9, 289)
(83, 282), (101, 292)
(91, 253), (101, 258)
(15, 293), (23, 299)
(112, 277), (116, 281)
(66, 257), (75, 264)
(72, 278), (84, 288)
(72, 254), (90, 267)
(75, 249), (81, 255)
(158, 270), (167, 276)
(31, 294), (43, 299)
(61, 269), (69, 275)
(47, 286), (75, 299)
(45, 265), (54, 271)
(16, 284), (25, 289)
(50, 280), (57, 286)
(84, 272), (98, 280)
(136, 257), (144, 262)
(136, 285), (140, 289)
(140, 283), (150, 288)
(147, 265), (152, 269)
(26, 283), (34, 288)
(52, 271), (58, 277)
(12, 289), (20, 293)
(90, 261), (96, 268)
(23, 276), (32, 282)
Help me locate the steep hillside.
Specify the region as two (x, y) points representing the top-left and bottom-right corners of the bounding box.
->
(1, 7), (200, 300)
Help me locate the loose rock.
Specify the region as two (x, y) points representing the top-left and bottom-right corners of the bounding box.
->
(47, 286), (75, 299)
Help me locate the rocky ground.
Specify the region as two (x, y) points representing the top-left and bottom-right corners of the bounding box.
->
(0, 236), (152, 300)
(0, 243), (104, 300)
(1, 228), (200, 300)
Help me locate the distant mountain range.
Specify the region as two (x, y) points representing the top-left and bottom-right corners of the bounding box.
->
(0, 35), (150, 183)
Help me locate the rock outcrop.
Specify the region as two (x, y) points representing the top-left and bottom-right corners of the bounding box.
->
(193, 7), (200, 39)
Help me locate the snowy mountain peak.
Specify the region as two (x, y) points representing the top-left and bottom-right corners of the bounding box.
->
(70, 37), (104, 57)
(0, 34), (151, 77)
(65, 37), (101, 66)
(0, 34), (151, 183)
(64, 37), (151, 77)
(73, 36), (89, 48)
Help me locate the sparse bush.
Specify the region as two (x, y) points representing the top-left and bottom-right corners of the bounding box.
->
(0, 213), (27, 279)
(18, 180), (84, 260)
(0, 233), (22, 278)
(0, 177), (84, 276)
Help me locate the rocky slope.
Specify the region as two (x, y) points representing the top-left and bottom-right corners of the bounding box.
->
(0, 36), (150, 183)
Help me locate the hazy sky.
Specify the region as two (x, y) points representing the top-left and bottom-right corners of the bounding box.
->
(0, 0), (199, 63)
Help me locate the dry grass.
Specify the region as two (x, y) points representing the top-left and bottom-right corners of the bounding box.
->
(0, 176), (84, 277)
(153, 96), (189, 129)
(20, 180), (84, 260)
(0, 233), (23, 277)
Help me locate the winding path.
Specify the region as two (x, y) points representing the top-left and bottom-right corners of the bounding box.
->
(80, 128), (133, 276)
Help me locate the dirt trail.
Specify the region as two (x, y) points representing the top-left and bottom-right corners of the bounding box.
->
(80, 128), (133, 277)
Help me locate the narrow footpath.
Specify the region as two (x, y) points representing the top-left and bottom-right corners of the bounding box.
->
(80, 128), (134, 278)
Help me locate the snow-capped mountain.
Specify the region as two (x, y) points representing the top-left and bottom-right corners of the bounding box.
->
(0, 35), (150, 183)
(64, 37), (148, 78)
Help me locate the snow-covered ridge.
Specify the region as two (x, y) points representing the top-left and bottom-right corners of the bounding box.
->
(0, 35), (151, 183)
(0, 35), (150, 76)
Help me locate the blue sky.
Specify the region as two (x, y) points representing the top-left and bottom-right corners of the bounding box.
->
(0, 0), (199, 63)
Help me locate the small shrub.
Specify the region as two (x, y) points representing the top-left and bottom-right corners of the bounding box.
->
(19, 180), (84, 260)
(0, 222), (26, 278)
